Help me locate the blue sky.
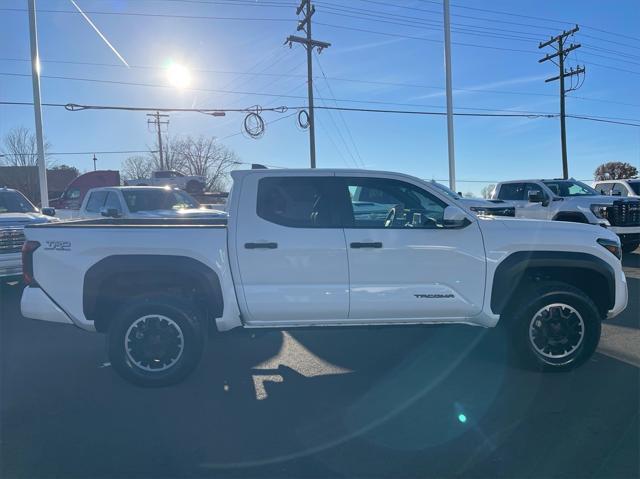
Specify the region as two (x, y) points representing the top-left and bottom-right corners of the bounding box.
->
(1, 0), (639, 195)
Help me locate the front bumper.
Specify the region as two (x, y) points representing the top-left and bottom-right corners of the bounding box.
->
(607, 267), (629, 319)
(0, 252), (22, 278)
(21, 286), (74, 325)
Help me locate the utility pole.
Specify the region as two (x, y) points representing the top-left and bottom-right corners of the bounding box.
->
(286, 0), (330, 168)
(27, 0), (49, 207)
(92, 154), (97, 171)
(443, 0), (456, 191)
(147, 112), (169, 170)
(539, 25), (585, 179)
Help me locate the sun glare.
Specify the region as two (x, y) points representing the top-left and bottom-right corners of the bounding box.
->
(166, 63), (191, 89)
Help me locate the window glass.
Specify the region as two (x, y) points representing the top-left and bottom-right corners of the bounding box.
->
(629, 182), (640, 195)
(497, 183), (525, 201)
(104, 192), (122, 211)
(0, 191), (37, 213)
(524, 183), (546, 199)
(345, 178), (446, 229)
(596, 183), (613, 195)
(155, 171), (170, 178)
(612, 183), (628, 196)
(65, 188), (80, 200)
(85, 191), (108, 212)
(121, 189), (198, 212)
(542, 180), (598, 197)
(257, 177), (340, 228)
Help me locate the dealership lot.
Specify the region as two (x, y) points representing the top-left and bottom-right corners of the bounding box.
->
(1, 253), (639, 479)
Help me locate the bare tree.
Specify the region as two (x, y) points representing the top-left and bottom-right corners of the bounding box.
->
(147, 135), (186, 172)
(121, 155), (153, 180)
(480, 184), (496, 199)
(0, 126), (53, 202)
(177, 136), (238, 191)
(0, 126), (51, 167)
(594, 162), (638, 181)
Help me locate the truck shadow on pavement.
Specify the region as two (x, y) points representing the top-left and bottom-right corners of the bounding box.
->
(1, 282), (638, 479)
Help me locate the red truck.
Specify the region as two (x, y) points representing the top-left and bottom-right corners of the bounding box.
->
(50, 170), (120, 211)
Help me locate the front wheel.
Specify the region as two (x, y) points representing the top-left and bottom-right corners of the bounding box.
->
(507, 281), (601, 371)
(622, 242), (639, 254)
(108, 296), (205, 387)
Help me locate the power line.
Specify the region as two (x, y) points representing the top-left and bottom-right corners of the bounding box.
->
(3, 57), (639, 108)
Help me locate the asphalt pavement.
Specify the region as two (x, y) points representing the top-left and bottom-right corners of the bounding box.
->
(1, 253), (639, 479)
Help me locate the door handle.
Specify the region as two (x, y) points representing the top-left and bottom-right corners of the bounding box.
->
(350, 242), (383, 249)
(245, 242), (278, 249)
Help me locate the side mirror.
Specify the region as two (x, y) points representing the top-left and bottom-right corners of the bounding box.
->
(528, 190), (545, 203)
(100, 207), (121, 218)
(41, 207), (56, 217)
(443, 205), (470, 228)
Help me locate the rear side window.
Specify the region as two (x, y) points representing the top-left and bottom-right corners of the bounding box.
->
(612, 183), (628, 197)
(497, 183), (525, 200)
(85, 191), (108, 212)
(257, 177), (341, 228)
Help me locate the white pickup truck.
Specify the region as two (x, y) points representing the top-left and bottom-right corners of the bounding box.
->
(492, 179), (640, 253)
(124, 170), (206, 193)
(21, 169), (628, 386)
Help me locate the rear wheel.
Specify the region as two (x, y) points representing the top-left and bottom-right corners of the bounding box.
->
(507, 281), (601, 370)
(108, 296), (205, 387)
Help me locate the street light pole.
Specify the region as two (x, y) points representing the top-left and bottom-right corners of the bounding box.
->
(27, 0), (49, 207)
(443, 0), (456, 192)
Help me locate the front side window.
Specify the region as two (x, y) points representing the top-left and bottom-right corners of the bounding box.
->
(496, 183), (525, 201)
(256, 177), (340, 228)
(629, 182), (640, 195)
(524, 183), (547, 199)
(85, 191), (108, 212)
(595, 183), (613, 195)
(344, 178), (446, 229)
(155, 171), (170, 178)
(65, 188), (80, 200)
(104, 192), (122, 211)
(542, 180), (598, 197)
(0, 191), (37, 213)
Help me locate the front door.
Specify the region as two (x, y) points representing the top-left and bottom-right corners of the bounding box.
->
(234, 174), (349, 324)
(338, 174), (486, 321)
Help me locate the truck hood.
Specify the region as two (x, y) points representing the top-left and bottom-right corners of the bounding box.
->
(459, 198), (510, 208)
(0, 212), (56, 228)
(130, 208), (227, 219)
(492, 216), (619, 241)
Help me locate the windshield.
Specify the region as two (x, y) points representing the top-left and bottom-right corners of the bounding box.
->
(630, 181), (640, 195)
(429, 181), (461, 200)
(542, 180), (599, 197)
(0, 190), (38, 213)
(121, 189), (199, 212)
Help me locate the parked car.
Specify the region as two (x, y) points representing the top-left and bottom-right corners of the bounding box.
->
(492, 179), (640, 253)
(21, 169), (628, 386)
(124, 170), (206, 193)
(429, 181), (515, 217)
(593, 179), (640, 198)
(0, 187), (58, 282)
(49, 170), (120, 215)
(78, 186), (226, 219)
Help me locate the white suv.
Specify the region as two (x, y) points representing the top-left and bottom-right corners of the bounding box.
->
(492, 179), (640, 254)
(593, 179), (640, 198)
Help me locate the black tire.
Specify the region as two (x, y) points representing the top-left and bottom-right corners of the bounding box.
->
(622, 242), (639, 254)
(186, 180), (204, 193)
(506, 281), (601, 371)
(108, 295), (205, 387)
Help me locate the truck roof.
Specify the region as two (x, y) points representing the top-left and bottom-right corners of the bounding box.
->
(230, 168), (425, 182)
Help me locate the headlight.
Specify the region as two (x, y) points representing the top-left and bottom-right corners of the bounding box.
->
(590, 204), (610, 219)
(597, 238), (621, 260)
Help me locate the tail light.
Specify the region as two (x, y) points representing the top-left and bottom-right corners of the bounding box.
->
(22, 240), (41, 285)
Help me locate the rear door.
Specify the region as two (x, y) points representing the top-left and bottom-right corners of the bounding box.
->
(234, 173), (349, 324)
(337, 174), (486, 321)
